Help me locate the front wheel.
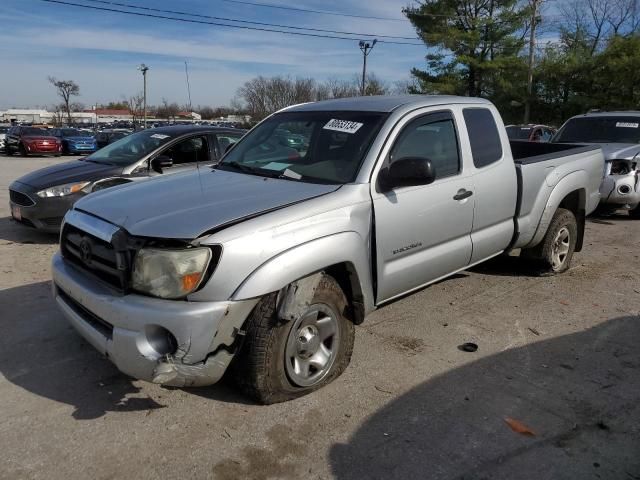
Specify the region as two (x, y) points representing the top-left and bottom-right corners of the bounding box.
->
(523, 208), (578, 274)
(19, 144), (27, 157)
(232, 273), (355, 404)
(630, 204), (640, 219)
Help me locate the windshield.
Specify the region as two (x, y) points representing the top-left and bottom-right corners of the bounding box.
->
(554, 117), (640, 143)
(506, 126), (531, 140)
(23, 127), (50, 136)
(61, 128), (85, 137)
(218, 111), (387, 184)
(85, 130), (173, 165)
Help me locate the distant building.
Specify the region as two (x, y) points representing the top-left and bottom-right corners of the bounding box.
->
(177, 111), (202, 121)
(0, 109), (53, 124)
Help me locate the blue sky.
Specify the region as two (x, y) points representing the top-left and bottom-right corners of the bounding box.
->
(0, 0), (425, 109)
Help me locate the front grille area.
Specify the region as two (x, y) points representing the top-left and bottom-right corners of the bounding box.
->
(57, 287), (114, 339)
(41, 217), (64, 227)
(9, 189), (35, 207)
(61, 224), (130, 292)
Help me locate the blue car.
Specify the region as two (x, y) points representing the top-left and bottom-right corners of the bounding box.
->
(51, 128), (98, 155)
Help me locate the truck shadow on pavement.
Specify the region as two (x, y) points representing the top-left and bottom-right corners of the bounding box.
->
(0, 281), (249, 420)
(0, 217), (58, 245)
(330, 315), (640, 480)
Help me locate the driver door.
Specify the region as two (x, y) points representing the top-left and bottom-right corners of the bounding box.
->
(372, 110), (475, 303)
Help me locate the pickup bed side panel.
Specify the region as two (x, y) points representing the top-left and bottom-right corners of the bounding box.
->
(514, 148), (602, 249)
(231, 232), (374, 313)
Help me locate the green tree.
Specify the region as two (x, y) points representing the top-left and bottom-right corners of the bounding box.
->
(404, 0), (531, 99)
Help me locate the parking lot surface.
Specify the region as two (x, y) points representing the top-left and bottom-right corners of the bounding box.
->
(1, 153), (639, 480)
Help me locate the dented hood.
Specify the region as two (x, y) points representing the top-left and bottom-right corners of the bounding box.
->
(597, 143), (640, 161)
(73, 168), (339, 239)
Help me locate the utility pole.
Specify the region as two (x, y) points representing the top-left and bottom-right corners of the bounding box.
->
(524, 0), (541, 124)
(359, 39), (377, 96)
(138, 63), (149, 129)
(184, 61), (192, 114)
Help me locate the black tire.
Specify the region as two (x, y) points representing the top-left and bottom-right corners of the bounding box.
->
(4, 145), (12, 155)
(232, 273), (355, 404)
(19, 144), (27, 157)
(523, 208), (578, 274)
(629, 205), (640, 219)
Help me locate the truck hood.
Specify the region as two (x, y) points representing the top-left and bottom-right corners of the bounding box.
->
(597, 143), (640, 160)
(14, 159), (122, 189)
(73, 168), (340, 239)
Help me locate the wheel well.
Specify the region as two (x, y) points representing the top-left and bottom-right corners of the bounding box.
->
(558, 189), (586, 252)
(324, 263), (365, 325)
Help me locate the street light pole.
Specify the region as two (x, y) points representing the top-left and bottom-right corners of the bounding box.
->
(359, 39), (377, 96)
(138, 63), (149, 129)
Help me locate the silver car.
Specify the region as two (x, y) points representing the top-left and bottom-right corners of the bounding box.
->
(553, 111), (640, 217)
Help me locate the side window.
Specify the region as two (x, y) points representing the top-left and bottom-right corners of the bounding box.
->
(463, 108), (503, 168)
(164, 136), (209, 165)
(541, 128), (553, 142)
(389, 113), (461, 180)
(216, 133), (243, 156)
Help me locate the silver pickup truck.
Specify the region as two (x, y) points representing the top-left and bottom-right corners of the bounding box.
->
(51, 96), (603, 403)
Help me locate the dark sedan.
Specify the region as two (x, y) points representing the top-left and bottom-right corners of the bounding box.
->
(95, 129), (132, 148)
(9, 125), (245, 232)
(52, 128), (98, 155)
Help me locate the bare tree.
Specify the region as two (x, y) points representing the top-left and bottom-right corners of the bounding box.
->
(124, 93), (144, 126)
(156, 98), (180, 121)
(48, 77), (80, 125)
(237, 76), (318, 120)
(50, 104), (66, 127)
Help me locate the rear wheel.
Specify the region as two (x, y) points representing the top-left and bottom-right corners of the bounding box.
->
(630, 205), (640, 219)
(232, 273), (355, 404)
(522, 208), (578, 274)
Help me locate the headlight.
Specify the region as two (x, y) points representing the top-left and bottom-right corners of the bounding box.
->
(36, 181), (91, 198)
(131, 247), (212, 299)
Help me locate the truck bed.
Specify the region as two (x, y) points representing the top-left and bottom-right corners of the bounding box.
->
(510, 140), (603, 249)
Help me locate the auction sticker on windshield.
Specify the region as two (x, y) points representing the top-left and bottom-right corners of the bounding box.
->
(150, 134), (171, 139)
(323, 119), (364, 134)
(616, 122), (639, 128)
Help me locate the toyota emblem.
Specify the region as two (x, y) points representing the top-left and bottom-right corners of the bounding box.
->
(79, 238), (92, 265)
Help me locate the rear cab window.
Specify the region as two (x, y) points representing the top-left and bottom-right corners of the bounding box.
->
(463, 108), (503, 168)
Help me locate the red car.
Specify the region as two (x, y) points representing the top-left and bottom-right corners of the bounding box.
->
(4, 126), (62, 156)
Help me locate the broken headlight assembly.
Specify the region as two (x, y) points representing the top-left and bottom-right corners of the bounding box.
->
(609, 160), (635, 175)
(131, 247), (214, 299)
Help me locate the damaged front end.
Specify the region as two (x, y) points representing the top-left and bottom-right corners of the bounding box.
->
(600, 158), (640, 208)
(52, 209), (260, 388)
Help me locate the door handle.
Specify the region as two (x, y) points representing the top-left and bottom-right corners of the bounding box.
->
(453, 189), (473, 201)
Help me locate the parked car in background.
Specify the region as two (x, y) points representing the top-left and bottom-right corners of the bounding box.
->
(9, 125), (245, 232)
(95, 129), (132, 148)
(4, 126), (62, 157)
(0, 125), (9, 150)
(552, 111), (640, 217)
(51, 128), (98, 155)
(506, 124), (556, 142)
(51, 95), (603, 403)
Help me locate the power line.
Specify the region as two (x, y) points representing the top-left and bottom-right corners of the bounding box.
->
(81, 0), (420, 40)
(215, 0), (407, 22)
(36, 0), (425, 46)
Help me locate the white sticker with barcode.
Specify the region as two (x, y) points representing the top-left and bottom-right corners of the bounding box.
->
(151, 133), (170, 139)
(323, 119), (364, 134)
(615, 122), (639, 128)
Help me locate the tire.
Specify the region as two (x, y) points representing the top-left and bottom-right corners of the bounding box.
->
(232, 273), (355, 404)
(19, 144), (27, 157)
(4, 145), (12, 155)
(630, 205), (640, 219)
(523, 208), (578, 274)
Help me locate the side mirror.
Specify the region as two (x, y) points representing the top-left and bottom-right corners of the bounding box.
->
(151, 155), (173, 173)
(380, 157), (436, 191)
